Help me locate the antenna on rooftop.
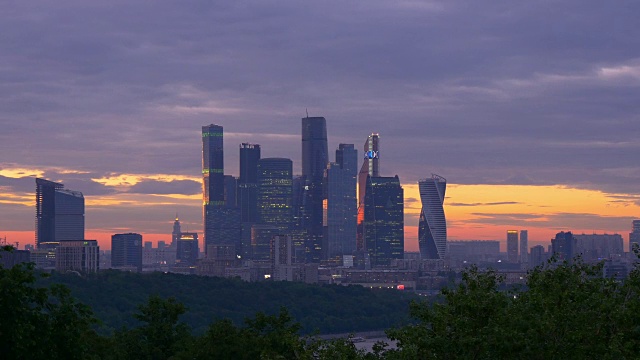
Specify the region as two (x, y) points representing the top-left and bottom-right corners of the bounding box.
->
(305, 108), (309, 118)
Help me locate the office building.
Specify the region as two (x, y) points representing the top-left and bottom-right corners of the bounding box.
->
(251, 224), (280, 261)
(35, 178), (84, 249)
(324, 144), (358, 261)
(202, 125), (241, 256)
(418, 175), (447, 260)
(363, 175), (404, 267)
(257, 158), (293, 232)
(630, 220), (640, 252)
(574, 233), (624, 261)
(552, 231), (577, 262)
(529, 245), (547, 268)
(507, 230), (519, 263)
(55, 240), (99, 273)
(239, 143), (261, 259)
(176, 232), (199, 266)
(520, 230), (528, 264)
(171, 215), (181, 247)
(301, 116), (328, 262)
(357, 133), (380, 251)
(224, 175), (238, 208)
(111, 233), (143, 272)
(272, 235), (295, 281)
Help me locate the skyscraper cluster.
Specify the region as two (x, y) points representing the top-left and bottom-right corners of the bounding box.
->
(201, 118), (411, 267)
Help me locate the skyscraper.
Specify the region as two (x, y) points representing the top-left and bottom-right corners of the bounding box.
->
(363, 175), (404, 267)
(172, 215), (181, 247)
(630, 220), (640, 252)
(202, 125), (241, 256)
(111, 233), (143, 272)
(507, 230), (519, 263)
(224, 175), (238, 208)
(357, 133), (380, 251)
(35, 178), (84, 249)
(55, 240), (99, 273)
(176, 232), (199, 266)
(520, 230), (528, 264)
(301, 116), (328, 262)
(239, 143), (261, 259)
(552, 231), (577, 262)
(418, 174), (447, 260)
(325, 144), (358, 261)
(257, 158), (293, 233)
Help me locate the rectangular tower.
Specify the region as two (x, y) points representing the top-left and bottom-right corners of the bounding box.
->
(363, 175), (404, 267)
(325, 144), (358, 261)
(35, 178), (84, 249)
(507, 230), (519, 263)
(111, 233), (143, 272)
(357, 134), (380, 251)
(630, 220), (640, 252)
(520, 230), (528, 264)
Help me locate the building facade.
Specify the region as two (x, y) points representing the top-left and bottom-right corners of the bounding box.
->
(55, 240), (99, 273)
(363, 175), (404, 267)
(176, 232), (199, 266)
(324, 144), (358, 261)
(552, 231), (577, 262)
(418, 175), (447, 260)
(507, 230), (519, 263)
(257, 158), (293, 233)
(35, 178), (84, 249)
(357, 133), (380, 252)
(301, 116), (328, 263)
(520, 230), (528, 264)
(630, 220), (640, 252)
(111, 233), (143, 271)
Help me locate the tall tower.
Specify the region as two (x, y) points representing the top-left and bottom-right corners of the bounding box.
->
(630, 220), (640, 252)
(301, 116), (328, 262)
(363, 175), (404, 267)
(111, 233), (143, 272)
(418, 174), (447, 260)
(238, 143), (261, 223)
(325, 144), (358, 261)
(171, 215), (181, 247)
(35, 178), (84, 249)
(357, 133), (380, 251)
(202, 124), (241, 256)
(257, 158), (293, 233)
(507, 230), (519, 263)
(520, 230), (529, 263)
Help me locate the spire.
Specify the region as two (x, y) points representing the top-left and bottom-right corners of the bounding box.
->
(175, 212), (179, 221)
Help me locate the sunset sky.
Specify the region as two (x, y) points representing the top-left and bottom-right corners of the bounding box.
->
(1, 1), (639, 251)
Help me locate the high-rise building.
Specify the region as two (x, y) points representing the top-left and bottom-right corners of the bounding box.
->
(239, 143), (261, 259)
(111, 233), (143, 272)
(202, 125), (242, 256)
(574, 233), (624, 261)
(55, 240), (99, 273)
(271, 235), (295, 281)
(529, 245), (546, 268)
(251, 224), (280, 261)
(35, 178), (84, 249)
(257, 158), (293, 233)
(520, 230), (528, 264)
(324, 144), (358, 261)
(291, 175), (309, 263)
(171, 215), (181, 247)
(301, 116), (328, 263)
(224, 175), (238, 208)
(507, 230), (519, 263)
(418, 174), (447, 260)
(111, 233), (143, 271)
(357, 134), (380, 251)
(630, 220), (640, 252)
(176, 232), (199, 266)
(552, 231), (577, 262)
(363, 175), (404, 267)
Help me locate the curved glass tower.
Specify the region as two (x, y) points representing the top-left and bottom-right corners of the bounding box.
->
(418, 174), (447, 259)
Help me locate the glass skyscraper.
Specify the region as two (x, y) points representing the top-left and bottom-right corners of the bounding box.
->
(35, 178), (84, 249)
(257, 158), (293, 233)
(111, 233), (143, 272)
(202, 124), (241, 256)
(363, 175), (404, 267)
(325, 144), (358, 261)
(357, 133), (380, 251)
(301, 116), (328, 262)
(418, 175), (447, 260)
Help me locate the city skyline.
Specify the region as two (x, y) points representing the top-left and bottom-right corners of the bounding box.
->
(1, 1), (640, 250)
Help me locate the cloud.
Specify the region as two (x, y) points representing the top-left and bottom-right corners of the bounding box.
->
(128, 179), (201, 195)
(449, 201), (521, 207)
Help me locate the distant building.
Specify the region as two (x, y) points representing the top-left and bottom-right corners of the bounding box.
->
(418, 175), (447, 260)
(507, 230), (519, 263)
(239, 143), (261, 259)
(363, 175), (404, 267)
(35, 178), (84, 250)
(224, 175), (238, 208)
(272, 235), (295, 281)
(257, 158), (293, 233)
(630, 220), (640, 252)
(324, 144), (358, 262)
(529, 245), (547, 268)
(552, 231), (577, 262)
(357, 133), (380, 252)
(176, 232), (199, 266)
(111, 233), (143, 272)
(301, 116), (328, 263)
(574, 233), (624, 261)
(251, 224), (280, 261)
(447, 241), (500, 261)
(171, 215), (181, 247)
(520, 230), (528, 264)
(55, 240), (99, 273)
(0, 249), (30, 268)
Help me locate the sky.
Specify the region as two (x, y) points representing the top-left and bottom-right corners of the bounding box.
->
(1, 0), (639, 251)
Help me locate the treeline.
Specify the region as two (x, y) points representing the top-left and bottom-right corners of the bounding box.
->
(39, 269), (416, 334)
(5, 243), (640, 359)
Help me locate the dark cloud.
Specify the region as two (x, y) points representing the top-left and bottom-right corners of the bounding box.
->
(449, 201), (521, 207)
(1, 0), (639, 236)
(465, 212), (635, 234)
(128, 180), (201, 195)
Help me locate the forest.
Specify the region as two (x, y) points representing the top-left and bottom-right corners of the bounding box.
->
(3, 244), (640, 359)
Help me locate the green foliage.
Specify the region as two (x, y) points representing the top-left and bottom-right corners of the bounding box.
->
(387, 260), (640, 359)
